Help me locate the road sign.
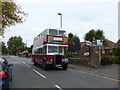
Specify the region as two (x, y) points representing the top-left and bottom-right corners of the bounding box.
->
(96, 40), (103, 46)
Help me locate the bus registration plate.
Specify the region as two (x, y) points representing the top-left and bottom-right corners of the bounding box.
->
(56, 65), (61, 67)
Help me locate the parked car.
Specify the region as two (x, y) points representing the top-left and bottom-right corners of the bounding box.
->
(0, 58), (13, 89)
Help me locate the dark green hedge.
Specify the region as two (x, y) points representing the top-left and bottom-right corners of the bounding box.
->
(101, 56), (120, 65)
(113, 47), (120, 56)
(101, 56), (112, 65)
(64, 54), (74, 58)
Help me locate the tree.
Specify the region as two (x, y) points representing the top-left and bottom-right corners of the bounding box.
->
(68, 33), (73, 38)
(7, 36), (25, 55)
(73, 35), (81, 52)
(85, 29), (95, 42)
(68, 33), (80, 55)
(27, 45), (33, 53)
(0, 1), (27, 35)
(2, 41), (8, 55)
(68, 33), (74, 52)
(85, 29), (107, 45)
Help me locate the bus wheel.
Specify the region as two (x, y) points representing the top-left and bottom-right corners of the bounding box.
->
(34, 59), (37, 66)
(62, 64), (68, 70)
(43, 62), (48, 70)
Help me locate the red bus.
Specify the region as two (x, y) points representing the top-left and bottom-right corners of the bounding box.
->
(32, 28), (69, 70)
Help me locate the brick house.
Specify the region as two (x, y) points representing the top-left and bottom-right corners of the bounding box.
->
(114, 39), (120, 47)
(76, 40), (115, 58)
(100, 40), (115, 56)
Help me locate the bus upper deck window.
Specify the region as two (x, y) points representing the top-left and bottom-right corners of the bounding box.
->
(49, 29), (57, 35)
(59, 30), (67, 36)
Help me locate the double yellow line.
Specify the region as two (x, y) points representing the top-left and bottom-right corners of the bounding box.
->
(69, 68), (120, 82)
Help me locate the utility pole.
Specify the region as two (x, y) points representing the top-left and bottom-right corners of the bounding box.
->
(0, 36), (2, 58)
(0, 2), (2, 59)
(58, 13), (62, 29)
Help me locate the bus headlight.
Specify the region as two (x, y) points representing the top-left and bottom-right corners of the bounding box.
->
(50, 59), (52, 62)
(62, 58), (68, 62)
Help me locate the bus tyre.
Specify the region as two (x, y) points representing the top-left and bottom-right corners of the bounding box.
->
(62, 64), (68, 70)
(43, 62), (48, 70)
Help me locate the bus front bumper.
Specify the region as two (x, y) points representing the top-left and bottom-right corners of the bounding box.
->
(46, 58), (69, 66)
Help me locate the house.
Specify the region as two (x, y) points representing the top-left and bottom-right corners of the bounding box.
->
(114, 39), (120, 47)
(100, 40), (115, 56)
(75, 42), (89, 58)
(76, 39), (115, 58)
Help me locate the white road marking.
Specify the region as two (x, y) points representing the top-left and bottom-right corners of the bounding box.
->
(10, 62), (20, 64)
(32, 69), (46, 79)
(23, 62), (25, 64)
(55, 85), (63, 90)
(25, 64), (31, 68)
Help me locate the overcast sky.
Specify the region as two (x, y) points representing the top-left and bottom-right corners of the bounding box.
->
(2, 0), (119, 47)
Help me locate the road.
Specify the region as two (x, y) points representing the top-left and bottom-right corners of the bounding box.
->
(4, 56), (118, 89)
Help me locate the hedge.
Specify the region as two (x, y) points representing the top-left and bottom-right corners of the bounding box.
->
(64, 54), (74, 58)
(101, 56), (120, 65)
(113, 47), (120, 56)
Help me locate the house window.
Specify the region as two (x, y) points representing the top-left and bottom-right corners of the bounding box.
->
(102, 49), (105, 54)
(110, 50), (112, 54)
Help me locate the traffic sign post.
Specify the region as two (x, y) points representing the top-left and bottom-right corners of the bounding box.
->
(96, 40), (103, 63)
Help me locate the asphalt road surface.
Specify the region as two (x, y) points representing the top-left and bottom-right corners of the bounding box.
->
(3, 56), (118, 89)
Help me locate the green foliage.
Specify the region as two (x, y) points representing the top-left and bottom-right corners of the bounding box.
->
(85, 29), (105, 44)
(68, 33), (73, 38)
(72, 35), (81, 52)
(64, 54), (74, 58)
(111, 56), (120, 64)
(103, 39), (108, 46)
(0, 1), (27, 35)
(26, 45), (33, 54)
(112, 47), (120, 56)
(101, 56), (120, 65)
(85, 29), (95, 42)
(2, 41), (8, 55)
(26, 47), (32, 53)
(7, 36), (25, 55)
(95, 29), (105, 40)
(68, 33), (80, 54)
(101, 56), (113, 65)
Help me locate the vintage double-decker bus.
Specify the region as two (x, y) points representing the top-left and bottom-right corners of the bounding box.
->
(32, 28), (69, 70)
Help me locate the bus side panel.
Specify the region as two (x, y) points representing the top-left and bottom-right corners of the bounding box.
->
(32, 55), (43, 65)
(46, 55), (55, 62)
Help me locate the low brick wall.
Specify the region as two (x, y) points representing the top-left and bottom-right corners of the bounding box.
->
(68, 58), (89, 67)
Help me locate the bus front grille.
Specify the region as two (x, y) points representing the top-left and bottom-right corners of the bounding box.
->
(55, 55), (62, 64)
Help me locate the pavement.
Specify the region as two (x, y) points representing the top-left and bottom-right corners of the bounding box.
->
(68, 64), (119, 80)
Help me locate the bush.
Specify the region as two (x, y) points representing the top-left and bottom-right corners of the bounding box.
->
(101, 56), (120, 65)
(112, 56), (120, 64)
(113, 47), (120, 56)
(64, 54), (74, 58)
(101, 56), (112, 65)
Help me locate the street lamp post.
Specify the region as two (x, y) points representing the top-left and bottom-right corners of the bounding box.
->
(58, 13), (62, 29)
